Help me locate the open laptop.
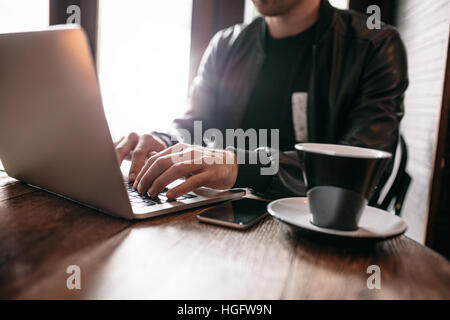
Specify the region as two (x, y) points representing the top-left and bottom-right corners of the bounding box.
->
(0, 25), (245, 220)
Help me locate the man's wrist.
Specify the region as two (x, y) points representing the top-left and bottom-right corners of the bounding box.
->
(231, 148), (273, 192)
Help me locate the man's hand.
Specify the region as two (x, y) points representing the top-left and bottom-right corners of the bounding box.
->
(114, 132), (167, 182)
(132, 143), (238, 199)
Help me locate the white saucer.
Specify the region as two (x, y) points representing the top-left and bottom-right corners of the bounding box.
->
(267, 197), (407, 241)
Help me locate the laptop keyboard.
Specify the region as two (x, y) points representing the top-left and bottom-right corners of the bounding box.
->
(126, 182), (197, 208)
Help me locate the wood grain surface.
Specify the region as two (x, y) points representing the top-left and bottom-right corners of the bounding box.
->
(0, 172), (449, 299)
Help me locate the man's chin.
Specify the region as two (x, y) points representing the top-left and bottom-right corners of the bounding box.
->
(252, 0), (300, 17)
(257, 7), (298, 17)
(255, 7), (291, 17)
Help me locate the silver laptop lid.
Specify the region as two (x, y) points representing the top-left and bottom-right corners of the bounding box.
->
(0, 26), (133, 219)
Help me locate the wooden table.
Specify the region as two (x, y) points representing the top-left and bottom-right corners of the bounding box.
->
(0, 171), (449, 300)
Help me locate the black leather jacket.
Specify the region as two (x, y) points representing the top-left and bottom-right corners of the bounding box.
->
(159, 0), (408, 199)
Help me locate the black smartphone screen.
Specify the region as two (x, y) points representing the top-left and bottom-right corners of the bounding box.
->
(197, 198), (268, 227)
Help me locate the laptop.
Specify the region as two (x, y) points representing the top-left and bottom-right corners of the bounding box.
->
(0, 25), (245, 220)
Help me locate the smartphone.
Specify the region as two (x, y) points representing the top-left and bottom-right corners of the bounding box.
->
(197, 198), (269, 230)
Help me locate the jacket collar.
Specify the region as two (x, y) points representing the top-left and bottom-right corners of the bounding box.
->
(314, 0), (337, 43)
(257, 0), (337, 51)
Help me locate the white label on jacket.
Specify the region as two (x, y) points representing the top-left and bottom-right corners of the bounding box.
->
(292, 92), (308, 142)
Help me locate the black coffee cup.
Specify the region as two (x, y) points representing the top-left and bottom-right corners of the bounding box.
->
(295, 143), (391, 231)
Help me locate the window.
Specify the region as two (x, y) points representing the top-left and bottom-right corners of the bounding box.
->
(329, 0), (349, 10)
(0, 0), (49, 33)
(97, 0), (193, 140)
(244, 0), (259, 23)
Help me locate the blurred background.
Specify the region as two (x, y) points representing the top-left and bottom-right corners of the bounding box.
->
(0, 0), (449, 257)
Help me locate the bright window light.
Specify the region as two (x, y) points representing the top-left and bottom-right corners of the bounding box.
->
(0, 0), (49, 33)
(329, 0), (349, 10)
(98, 0), (193, 140)
(244, 0), (260, 24)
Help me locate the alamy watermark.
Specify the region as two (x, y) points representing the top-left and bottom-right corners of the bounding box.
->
(366, 265), (381, 290)
(66, 264), (81, 290)
(366, 5), (381, 30)
(66, 5), (81, 25)
(169, 121), (280, 176)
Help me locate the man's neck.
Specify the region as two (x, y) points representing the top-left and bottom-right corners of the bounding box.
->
(265, 0), (321, 39)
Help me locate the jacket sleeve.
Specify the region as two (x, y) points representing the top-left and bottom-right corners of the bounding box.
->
(339, 29), (408, 155)
(232, 148), (307, 198)
(339, 29), (409, 197)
